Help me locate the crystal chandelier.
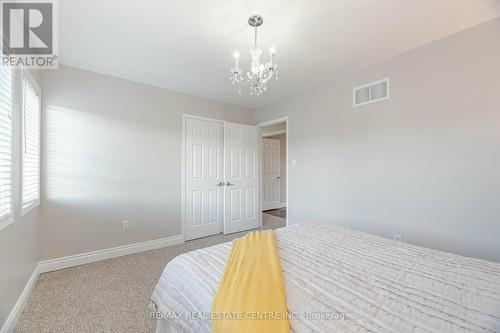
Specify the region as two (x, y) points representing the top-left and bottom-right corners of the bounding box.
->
(230, 15), (278, 96)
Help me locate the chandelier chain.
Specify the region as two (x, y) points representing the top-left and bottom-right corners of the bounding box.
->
(254, 26), (257, 48)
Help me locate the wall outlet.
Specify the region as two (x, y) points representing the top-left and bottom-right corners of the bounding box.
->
(393, 234), (402, 242)
(122, 220), (130, 230)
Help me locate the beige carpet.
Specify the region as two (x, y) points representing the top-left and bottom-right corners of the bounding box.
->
(15, 219), (285, 332)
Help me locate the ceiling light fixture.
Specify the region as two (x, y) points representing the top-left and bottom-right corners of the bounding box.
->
(230, 15), (278, 96)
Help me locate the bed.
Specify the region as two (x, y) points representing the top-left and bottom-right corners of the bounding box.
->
(151, 223), (500, 333)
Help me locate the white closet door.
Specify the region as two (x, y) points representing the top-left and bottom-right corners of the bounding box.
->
(262, 138), (281, 210)
(185, 118), (224, 241)
(223, 123), (260, 234)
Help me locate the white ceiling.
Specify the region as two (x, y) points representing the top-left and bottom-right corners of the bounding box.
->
(59, 0), (500, 109)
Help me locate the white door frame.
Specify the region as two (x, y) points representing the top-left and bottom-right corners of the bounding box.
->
(258, 116), (289, 227)
(182, 114), (262, 240)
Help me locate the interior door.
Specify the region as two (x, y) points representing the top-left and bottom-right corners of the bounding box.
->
(224, 123), (260, 234)
(185, 118), (224, 241)
(262, 138), (281, 210)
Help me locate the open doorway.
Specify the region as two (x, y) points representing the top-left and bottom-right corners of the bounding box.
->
(259, 117), (288, 230)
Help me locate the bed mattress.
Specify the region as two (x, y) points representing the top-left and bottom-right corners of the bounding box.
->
(151, 223), (500, 332)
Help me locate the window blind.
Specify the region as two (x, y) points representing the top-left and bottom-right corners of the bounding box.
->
(0, 67), (13, 221)
(22, 76), (40, 211)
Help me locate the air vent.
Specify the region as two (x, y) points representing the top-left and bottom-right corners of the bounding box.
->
(353, 78), (390, 107)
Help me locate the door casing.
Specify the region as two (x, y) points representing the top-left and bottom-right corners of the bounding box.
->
(258, 116), (289, 228)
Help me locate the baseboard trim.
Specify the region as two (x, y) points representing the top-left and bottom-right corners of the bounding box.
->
(1, 264), (40, 333)
(1, 234), (185, 332)
(38, 234), (185, 273)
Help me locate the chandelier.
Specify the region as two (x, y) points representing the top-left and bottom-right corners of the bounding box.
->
(230, 15), (278, 96)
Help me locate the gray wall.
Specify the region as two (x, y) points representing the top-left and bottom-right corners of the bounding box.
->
(40, 65), (253, 260)
(266, 133), (286, 204)
(3, 17), (500, 329)
(0, 70), (42, 326)
(253, 18), (500, 263)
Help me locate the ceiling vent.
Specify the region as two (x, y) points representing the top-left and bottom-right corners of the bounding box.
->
(353, 78), (390, 107)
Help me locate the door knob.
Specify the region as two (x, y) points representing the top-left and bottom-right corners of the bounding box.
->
(217, 182), (225, 186)
(277, 176), (281, 179)
(226, 182), (235, 186)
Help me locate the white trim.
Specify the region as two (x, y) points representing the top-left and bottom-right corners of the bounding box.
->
(258, 116), (289, 227)
(0, 235), (185, 332)
(20, 200), (39, 217)
(181, 115), (186, 240)
(181, 114), (227, 123)
(0, 263), (40, 333)
(262, 129), (286, 138)
(10, 69), (21, 229)
(0, 67), (15, 232)
(20, 71), (41, 216)
(38, 234), (185, 273)
(0, 215), (14, 232)
(286, 119), (288, 226)
(257, 116), (288, 128)
(258, 131), (262, 228)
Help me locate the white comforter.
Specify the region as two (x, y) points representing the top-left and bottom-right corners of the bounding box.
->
(151, 223), (500, 333)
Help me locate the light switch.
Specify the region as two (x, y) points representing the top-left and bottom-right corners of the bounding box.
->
(291, 159), (297, 167)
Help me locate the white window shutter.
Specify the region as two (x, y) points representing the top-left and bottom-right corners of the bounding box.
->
(21, 75), (41, 212)
(0, 67), (13, 222)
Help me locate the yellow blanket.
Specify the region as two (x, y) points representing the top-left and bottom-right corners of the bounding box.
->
(211, 230), (290, 333)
